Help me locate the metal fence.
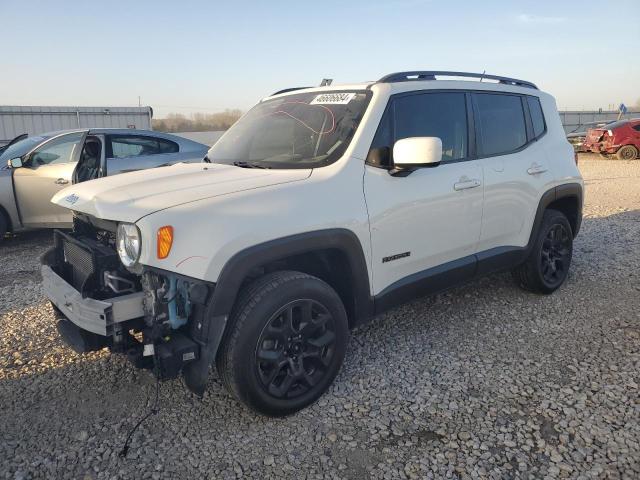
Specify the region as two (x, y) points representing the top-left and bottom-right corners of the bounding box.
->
(2, 105), (638, 145)
(0, 106), (153, 145)
(559, 110), (640, 134)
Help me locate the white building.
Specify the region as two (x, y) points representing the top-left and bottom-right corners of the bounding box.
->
(0, 106), (153, 145)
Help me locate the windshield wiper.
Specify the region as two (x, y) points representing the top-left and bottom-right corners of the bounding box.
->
(233, 161), (270, 169)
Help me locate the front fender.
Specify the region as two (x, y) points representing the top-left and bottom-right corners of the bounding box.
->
(209, 228), (371, 319)
(179, 227), (372, 396)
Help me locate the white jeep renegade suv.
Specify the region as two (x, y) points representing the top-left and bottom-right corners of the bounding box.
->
(42, 71), (583, 416)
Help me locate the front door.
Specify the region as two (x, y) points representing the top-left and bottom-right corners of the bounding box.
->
(364, 91), (484, 296)
(13, 131), (86, 227)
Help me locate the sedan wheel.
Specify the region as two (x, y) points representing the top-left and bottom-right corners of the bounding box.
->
(617, 145), (638, 160)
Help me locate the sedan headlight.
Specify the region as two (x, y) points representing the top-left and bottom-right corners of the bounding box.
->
(116, 223), (141, 267)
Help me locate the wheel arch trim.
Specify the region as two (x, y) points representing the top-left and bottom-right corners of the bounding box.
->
(529, 182), (583, 245)
(209, 228), (373, 322)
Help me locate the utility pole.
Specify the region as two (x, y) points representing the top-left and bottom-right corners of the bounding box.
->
(138, 96), (141, 107)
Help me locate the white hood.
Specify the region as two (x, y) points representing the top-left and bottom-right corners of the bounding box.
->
(52, 163), (311, 223)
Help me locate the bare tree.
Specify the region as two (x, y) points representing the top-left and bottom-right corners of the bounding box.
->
(153, 110), (242, 132)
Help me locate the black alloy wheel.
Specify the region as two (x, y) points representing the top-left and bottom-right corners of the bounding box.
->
(216, 270), (349, 416)
(255, 299), (337, 399)
(540, 223), (571, 288)
(512, 209), (573, 294)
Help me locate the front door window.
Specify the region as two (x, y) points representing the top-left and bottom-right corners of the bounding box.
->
(27, 132), (84, 167)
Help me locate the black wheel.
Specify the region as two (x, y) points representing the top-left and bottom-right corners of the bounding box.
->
(513, 209), (573, 294)
(216, 271), (349, 416)
(616, 145), (638, 160)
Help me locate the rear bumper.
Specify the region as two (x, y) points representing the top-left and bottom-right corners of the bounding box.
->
(42, 263), (144, 336)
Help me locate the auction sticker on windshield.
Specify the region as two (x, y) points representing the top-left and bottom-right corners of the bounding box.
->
(310, 93), (356, 105)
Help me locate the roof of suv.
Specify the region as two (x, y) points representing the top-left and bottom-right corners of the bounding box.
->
(267, 71), (540, 100)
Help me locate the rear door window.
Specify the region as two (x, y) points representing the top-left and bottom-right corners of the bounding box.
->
(474, 93), (527, 157)
(107, 136), (179, 158)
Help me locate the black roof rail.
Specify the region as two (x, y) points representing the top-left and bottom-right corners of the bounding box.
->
(378, 71), (538, 89)
(270, 87), (312, 96)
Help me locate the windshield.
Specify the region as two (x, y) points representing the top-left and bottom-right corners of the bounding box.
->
(596, 120), (627, 130)
(0, 136), (47, 163)
(208, 91), (371, 168)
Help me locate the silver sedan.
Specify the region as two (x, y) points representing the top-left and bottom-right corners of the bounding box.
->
(0, 128), (208, 237)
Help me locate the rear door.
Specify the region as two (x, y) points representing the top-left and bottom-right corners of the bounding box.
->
(105, 135), (180, 175)
(474, 93), (554, 253)
(13, 131), (86, 227)
(364, 91), (484, 295)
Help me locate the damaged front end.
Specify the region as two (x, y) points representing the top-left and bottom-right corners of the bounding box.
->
(41, 216), (218, 395)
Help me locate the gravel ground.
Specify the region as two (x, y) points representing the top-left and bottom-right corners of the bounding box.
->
(1, 155), (639, 479)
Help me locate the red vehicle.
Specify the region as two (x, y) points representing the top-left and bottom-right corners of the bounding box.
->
(583, 118), (640, 160)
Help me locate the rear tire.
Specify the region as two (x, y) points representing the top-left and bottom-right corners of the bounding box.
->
(616, 145), (638, 160)
(216, 271), (349, 416)
(512, 209), (573, 294)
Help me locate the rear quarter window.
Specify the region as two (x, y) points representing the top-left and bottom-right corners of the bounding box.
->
(527, 96), (546, 138)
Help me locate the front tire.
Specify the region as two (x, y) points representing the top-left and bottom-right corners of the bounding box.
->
(513, 209), (573, 294)
(216, 271), (349, 416)
(616, 145), (638, 160)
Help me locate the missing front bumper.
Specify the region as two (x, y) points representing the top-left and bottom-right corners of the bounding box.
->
(41, 228), (219, 393)
(42, 263), (144, 336)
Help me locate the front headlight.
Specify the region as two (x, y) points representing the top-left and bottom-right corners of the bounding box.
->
(116, 223), (141, 267)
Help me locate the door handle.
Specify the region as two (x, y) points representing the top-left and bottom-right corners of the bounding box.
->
(453, 178), (481, 191)
(54, 178), (69, 185)
(527, 165), (548, 175)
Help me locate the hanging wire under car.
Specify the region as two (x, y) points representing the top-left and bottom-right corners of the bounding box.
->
(119, 351), (161, 458)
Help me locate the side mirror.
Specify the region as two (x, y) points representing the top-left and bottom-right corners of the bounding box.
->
(392, 137), (442, 175)
(8, 157), (23, 169)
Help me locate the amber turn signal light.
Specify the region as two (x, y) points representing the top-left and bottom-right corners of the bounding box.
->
(157, 226), (174, 259)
